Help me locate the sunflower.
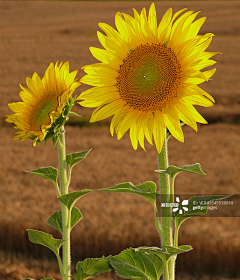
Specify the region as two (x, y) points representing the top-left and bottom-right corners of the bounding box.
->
(78, 3), (219, 153)
(6, 62), (81, 146)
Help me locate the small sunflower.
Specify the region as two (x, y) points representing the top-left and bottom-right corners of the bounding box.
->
(78, 3), (219, 153)
(6, 62), (81, 146)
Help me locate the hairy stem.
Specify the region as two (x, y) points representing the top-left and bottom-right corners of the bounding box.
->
(153, 202), (162, 235)
(157, 133), (175, 280)
(57, 127), (71, 280)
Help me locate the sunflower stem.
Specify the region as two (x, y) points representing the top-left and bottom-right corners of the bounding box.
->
(57, 127), (71, 280)
(157, 132), (175, 280)
(153, 202), (162, 235)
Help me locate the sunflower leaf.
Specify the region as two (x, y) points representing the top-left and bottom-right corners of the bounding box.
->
(58, 190), (92, 210)
(70, 206), (83, 229)
(174, 194), (232, 229)
(27, 229), (65, 256)
(109, 248), (163, 280)
(156, 163), (206, 178)
(47, 207), (83, 233)
(26, 167), (58, 186)
(99, 182), (159, 206)
(72, 256), (113, 280)
(66, 149), (92, 170)
(47, 211), (62, 234)
(138, 245), (192, 261)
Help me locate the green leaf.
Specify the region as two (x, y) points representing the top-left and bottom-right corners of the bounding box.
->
(47, 207), (83, 233)
(47, 211), (62, 234)
(27, 229), (65, 256)
(66, 150), (92, 170)
(174, 194), (232, 228)
(163, 245), (192, 260)
(58, 190), (92, 210)
(138, 245), (192, 261)
(26, 167), (58, 186)
(110, 248), (163, 280)
(73, 256), (113, 280)
(156, 163), (206, 178)
(71, 206), (83, 229)
(136, 246), (168, 262)
(100, 182), (159, 206)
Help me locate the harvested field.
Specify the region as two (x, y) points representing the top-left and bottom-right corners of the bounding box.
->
(0, 1), (239, 280)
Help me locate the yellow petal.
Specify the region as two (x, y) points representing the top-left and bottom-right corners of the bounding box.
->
(163, 104), (184, 142)
(148, 3), (157, 38)
(117, 109), (140, 139)
(130, 123), (138, 150)
(174, 99), (198, 131)
(90, 100), (125, 122)
(153, 111), (165, 153)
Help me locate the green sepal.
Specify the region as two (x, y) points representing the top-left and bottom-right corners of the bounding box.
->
(47, 206), (83, 234)
(52, 130), (63, 147)
(174, 194), (232, 229)
(156, 163), (206, 178)
(66, 149), (92, 170)
(44, 96), (75, 146)
(109, 248), (163, 280)
(44, 117), (67, 147)
(58, 190), (92, 210)
(30, 97), (76, 146)
(138, 245), (192, 262)
(69, 111), (82, 117)
(25, 167), (58, 186)
(99, 181), (159, 206)
(72, 256), (113, 280)
(27, 229), (65, 256)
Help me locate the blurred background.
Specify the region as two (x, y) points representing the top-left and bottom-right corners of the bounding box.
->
(0, 1), (239, 280)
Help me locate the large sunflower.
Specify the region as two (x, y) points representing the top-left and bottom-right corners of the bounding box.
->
(78, 3), (218, 153)
(6, 62), (81, 146)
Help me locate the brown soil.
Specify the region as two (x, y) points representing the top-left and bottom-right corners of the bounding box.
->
(0, 1), (239, 280)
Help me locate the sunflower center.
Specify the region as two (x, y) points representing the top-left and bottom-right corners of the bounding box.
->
(30, 95), (59, 130)
(116, 43), (182, 111)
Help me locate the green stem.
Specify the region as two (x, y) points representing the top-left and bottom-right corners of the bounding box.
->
(170, 176), (175, 205)
(57, 127), (71, 280)
(174, 221), (179, 248)
(163, 258), (169, 280)
(157, 132), (175, 280)
(56, 252), (65, 277)
(55, 182), (61, 198)
(153, 202), (162, 235)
